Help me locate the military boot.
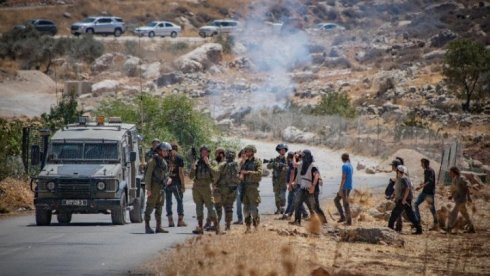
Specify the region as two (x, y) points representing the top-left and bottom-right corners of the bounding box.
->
(156, 219), (169, 233)
(145, 220), (154, 234)
(253, 217), (260, 231)
(213, 218), (224, 235)
(204, 218), (215, 231)
(225, 221), (231, 231)
(168, 216), (175, 227)
(244, 216), (252, 234)
(177, 215), (187, 227)
(192, 219), (204, 234)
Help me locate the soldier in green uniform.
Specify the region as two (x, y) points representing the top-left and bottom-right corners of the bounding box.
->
(267, 143), (288, 215)
(240, 145), (263, 233)
(205, 148), (226, 231)
(214, 150), (241, 232)
(190, 146), (219, 234)
(144, 138), (160, 163)
(144, 142), (172, 234)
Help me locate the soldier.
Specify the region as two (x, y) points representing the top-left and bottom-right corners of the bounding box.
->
(387, 165), (422, 234)
(214, 150), (241, 231)
(205, 147), (226, 231)
(233, 149), (245, 225)
(144, 142), (172, 234)
(165, 144), (187, 227)
(240, 145), (263, 233)
(145, 138), (160, 163)
(446, 167), (475, 233)
(190, 145), (219, 235)
(414, 158), (438, 230)
(267, 143), (288, 215)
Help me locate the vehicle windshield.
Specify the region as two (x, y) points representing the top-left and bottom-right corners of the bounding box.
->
(49, 142), (118, 162)
(81, 17), (96, 23)
(208, 21), (220, 26)
(146, 21), (157, 27)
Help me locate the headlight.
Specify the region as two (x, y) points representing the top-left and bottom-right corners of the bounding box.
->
(46, 181), (55, 191)
(96, 181), (106, 191)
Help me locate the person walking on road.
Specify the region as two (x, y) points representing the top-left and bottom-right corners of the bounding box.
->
(165, 144), (187, 227)
(414, 158), (438, 230)
(144, 143), (172, 234)
(334, 153), (353, 225)
(446, 167), (475, 234)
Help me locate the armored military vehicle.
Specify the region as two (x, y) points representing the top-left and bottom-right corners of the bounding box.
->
(31, 116), (145, 225)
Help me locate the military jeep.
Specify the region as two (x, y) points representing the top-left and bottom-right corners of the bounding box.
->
(31, 117), (145, 225)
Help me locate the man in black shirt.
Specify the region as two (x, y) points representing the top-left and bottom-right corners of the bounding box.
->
(414, 158), (438, 229)
(165, 144), (187, 227)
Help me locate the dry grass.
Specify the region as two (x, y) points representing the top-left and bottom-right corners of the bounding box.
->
(0, 177), (33, 214)
(141, 184), (490, 275)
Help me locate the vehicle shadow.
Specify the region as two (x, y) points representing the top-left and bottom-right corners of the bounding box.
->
(27, 222), (115, 227)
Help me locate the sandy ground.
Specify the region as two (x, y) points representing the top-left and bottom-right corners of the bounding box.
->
(0, 70), (58, 118)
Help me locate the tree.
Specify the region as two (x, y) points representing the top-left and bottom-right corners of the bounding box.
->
(443, 39), (490, 112)
(311, 90), (356, 118)
(41, 93), (82, 131)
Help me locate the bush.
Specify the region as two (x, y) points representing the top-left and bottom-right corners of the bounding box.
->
(40, 93), (83, 131)
(96, 94), (217, 157)
(215, 34), (234, 54)
(311, 91), (356, 118)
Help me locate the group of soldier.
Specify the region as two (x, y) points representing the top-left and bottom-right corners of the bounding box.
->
(143, 138), (476, 236)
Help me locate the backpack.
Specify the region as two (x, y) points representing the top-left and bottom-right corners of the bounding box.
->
(222, 161), (241, 188)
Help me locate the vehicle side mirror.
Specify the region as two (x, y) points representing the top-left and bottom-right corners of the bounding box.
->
(130, 151), (137, 162)
(31, 145), (40, 166)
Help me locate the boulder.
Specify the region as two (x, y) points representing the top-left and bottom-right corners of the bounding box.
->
(155, 72), (184, 87)
(91, 52), (126, 73)
(430, 30), (457, 48)
(356, 161), (366, 171)
(174, 43), (223, 73)
(123, 56), (141, 77)
(142, 62), (161, 79)
(423, 49), (447, 60)
(339, 227), (404, 247)
(472, 159), (483, 168)
(367, 208), (386, 220)
(91, 80), (120, 96)
(365, 167), (376, 174)
(376, 201), (395, 213)
(281, 126), (318, 143)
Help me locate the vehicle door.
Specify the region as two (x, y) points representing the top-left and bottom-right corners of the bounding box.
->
(165, 23), (175, 35)
(95, 18), (112, 33)
(156, 22), (165, 36)
(35, 20), (51, 33)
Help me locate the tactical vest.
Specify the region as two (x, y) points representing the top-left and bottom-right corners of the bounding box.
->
(272, 156), (287, 181)
(219, 161), (240, 188)
(242, 158), (262, 184)
(196, 160), (212, 180)
(152, 157), (168, 188)
(296, 162), (315, 189)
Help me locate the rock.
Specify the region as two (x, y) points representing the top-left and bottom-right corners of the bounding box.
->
(382, 101), (401, 112)
(376, 201), (395, 213)
(365, 167), (376, 174)
(155, 72), (184, 87)
(142, 62), (160, 79)
(262, 169), (270, 177)
(281, 126), (318, 143)
(323, 57), (351, 68)
(339, 227), (404, 247)
(229, 106), (252, 123)
(472, 159), (483, 168)
(123, 56), (141, 77)
(367, 208), (385, 220)
(430, 30), (457, 48)
(91, 80), (120, 96)
(423, 49), (447, 60)
(64, 81), (92, 95)
(174, 43), (223, 73)
(217, 118), (233, 129)
(63, 12), (72, 18)
(91, 52), (126, 73)
(356, 161), (366, 171)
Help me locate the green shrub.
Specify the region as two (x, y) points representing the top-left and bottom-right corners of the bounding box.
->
(311, 90), (356, 118)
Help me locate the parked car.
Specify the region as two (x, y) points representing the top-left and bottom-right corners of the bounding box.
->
(199, 19), (240, 38)
(315, 22), (345, 31)
(134, 21), (181, 38)
(15, 19), (57, 36)
(71, 16), (126, 37)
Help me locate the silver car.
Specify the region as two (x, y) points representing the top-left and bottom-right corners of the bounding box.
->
(71, 16), (126, 37)
(134, 21), (181, 38)
(199, 19), (240, 38)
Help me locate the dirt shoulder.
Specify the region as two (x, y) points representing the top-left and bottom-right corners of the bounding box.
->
(140, 185), (490, 275)
(0, 177), (34, 217)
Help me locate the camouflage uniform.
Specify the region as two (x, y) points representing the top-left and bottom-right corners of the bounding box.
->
(267, 155), (288, 213)
(190, 158), (217, 233)
(241, 147), (263, 231)
(214, 150), (240, 230)
(144, 154), (169, 232)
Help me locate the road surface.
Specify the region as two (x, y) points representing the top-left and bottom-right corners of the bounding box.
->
(0, 139), (389, 275)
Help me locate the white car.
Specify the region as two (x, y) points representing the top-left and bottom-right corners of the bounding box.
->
(199, 19), (240, 38)
(315, 23), (345, 31)
(134, 21), (181, 38)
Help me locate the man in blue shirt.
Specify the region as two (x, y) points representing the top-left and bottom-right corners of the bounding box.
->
(334, 153), (353, 225)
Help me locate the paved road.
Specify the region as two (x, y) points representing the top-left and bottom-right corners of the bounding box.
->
(54, 34), (207, 45)
(0, 139), (388, 275)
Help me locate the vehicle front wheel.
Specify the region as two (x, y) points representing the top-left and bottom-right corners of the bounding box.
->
(114, 28), (122, 37)
(170, 31), (178, 38)
(111, 192), (127, 225)
(85, 28), (94, 34)
(36, 208), (52, 226)
(129, 188), (144, 223)
(199, 32), (206, 38)
(57, 211), (72, 224)
(148, 31), (155, 38)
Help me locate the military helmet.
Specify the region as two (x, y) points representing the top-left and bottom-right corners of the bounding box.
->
(215, 147), (225, 156)
(225, 149), (236, 161)
(275, 143), (288, 152)
(158, 142), (172, 151)
(199, 145), (209, 152)
(390, 159), (402, 167)
(243, 144), (256, 153)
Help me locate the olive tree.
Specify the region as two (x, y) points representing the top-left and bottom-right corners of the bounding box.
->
(443, 39), (490, 112)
